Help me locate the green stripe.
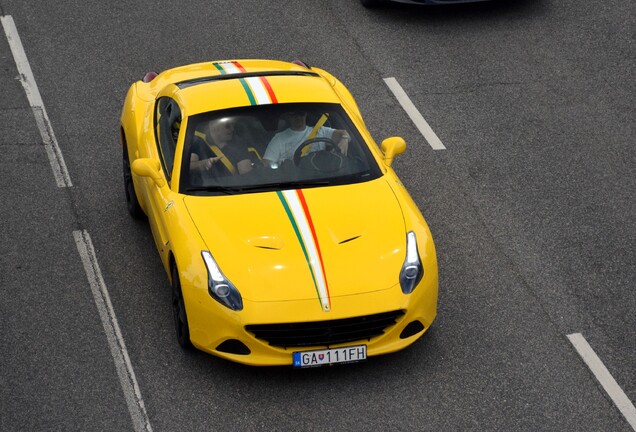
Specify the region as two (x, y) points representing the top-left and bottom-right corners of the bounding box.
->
(276, 191), (322, 304)
(213, 63), (257, 106)
(238, 78), (257, 105)
(213, 62), (226, 74)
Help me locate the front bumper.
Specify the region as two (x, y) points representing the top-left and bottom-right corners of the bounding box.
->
(183, 269), (438, 366)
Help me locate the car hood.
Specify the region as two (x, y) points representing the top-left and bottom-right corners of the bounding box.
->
(184, 179), (406, 308)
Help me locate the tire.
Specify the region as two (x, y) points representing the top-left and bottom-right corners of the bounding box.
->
(122, 146), (144, 219)
(360, 0), (386, 8)
(171, 264), (193, 350)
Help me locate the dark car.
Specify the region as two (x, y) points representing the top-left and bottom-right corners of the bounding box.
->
(361, 0), (492, 8)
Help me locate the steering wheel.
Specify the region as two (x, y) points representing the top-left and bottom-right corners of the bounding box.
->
(293, 137), (339, 166)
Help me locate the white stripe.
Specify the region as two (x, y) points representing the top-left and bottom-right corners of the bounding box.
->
(1, 15), (73, 187)
(218, 63), (271, 105)
(567, 333), (636, 430)
(73, 230), (153, 432)
(283, 190), (330, 311)
(383, 77), (446, 150)
(219, 62), (240, 74)
(245, 77), (271, 105)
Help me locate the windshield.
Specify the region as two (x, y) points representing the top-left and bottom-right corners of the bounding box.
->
(179, 103), (382, 195)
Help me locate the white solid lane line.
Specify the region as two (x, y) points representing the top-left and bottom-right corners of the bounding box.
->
(1, 15), (72, 188)
(383, 77), (446, 150)
(568, 333), (636, 431)
(74, 230), (153, 432)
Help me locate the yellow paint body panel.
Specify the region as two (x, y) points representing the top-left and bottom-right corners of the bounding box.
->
(119, 59), (438, 366)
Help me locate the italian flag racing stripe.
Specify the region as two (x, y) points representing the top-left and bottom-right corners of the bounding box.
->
(277, 190), (331, 312)
(212, 61), (277, 105)
(256, 75), (278, 104)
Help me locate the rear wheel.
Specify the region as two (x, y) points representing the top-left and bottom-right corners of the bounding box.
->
(122, 146), (144, 219)
(171, 264), (193, 350)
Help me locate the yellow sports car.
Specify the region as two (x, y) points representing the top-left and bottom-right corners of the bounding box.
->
(120, 59), (438, 367)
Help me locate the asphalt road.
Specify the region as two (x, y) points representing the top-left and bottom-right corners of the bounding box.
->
(1, 0), (633, 431)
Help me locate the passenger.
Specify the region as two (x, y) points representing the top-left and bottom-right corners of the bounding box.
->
(190, 117), (253, 176)
(263, 111), (350, 167)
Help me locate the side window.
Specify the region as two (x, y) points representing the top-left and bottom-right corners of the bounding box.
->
(154, 97), (181, 182)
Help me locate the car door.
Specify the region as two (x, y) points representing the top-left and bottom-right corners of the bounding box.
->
(144, 96), (181, 264)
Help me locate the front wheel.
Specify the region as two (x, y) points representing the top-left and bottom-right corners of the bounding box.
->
(171, 264), (193, 350)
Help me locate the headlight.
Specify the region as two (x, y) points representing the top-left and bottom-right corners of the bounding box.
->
(399, 231), (423, 294)
(201, 250), (243, 311)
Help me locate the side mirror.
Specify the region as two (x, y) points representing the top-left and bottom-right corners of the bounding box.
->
(380, 137), (406, 167)
(131, 158), (166, 188)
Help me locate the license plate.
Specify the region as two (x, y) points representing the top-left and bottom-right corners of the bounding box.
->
(293, 345), (367, 368)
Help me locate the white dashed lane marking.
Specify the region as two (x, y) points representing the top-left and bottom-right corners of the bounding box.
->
(2, 15), (72, 187)
(383, 77), (446, 150)
(568, 333), (636, 430)
(74, 230), (153, 432)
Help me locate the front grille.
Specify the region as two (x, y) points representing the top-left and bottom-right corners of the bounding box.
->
(245, 310), (405, 348)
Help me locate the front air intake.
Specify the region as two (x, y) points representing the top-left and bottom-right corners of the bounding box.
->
(399, 320), (425, 339)
(245, 310), (405, 348)
(216, 339), (251, 355)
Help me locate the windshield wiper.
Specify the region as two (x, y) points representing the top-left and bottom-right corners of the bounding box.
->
(185, 185), (240, 195)
(237, 180), (332, 192)
(186, 180), (333, 195)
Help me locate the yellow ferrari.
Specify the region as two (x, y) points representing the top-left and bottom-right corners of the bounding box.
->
(119, 59), (438, 366)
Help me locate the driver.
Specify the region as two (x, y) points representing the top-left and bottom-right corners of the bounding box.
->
(263, 111), (350, 167)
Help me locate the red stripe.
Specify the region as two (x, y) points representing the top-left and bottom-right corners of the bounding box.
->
(258, 76), (278, 104)
(232, 61), (247, 72)
(296, 190), (331, 302)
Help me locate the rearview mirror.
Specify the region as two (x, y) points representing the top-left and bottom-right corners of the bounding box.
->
(131, 158), (166, 188)
(380, 137), (406, 167)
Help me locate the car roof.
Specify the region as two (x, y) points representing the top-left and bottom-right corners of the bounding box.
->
(152, 60), (342, 116)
